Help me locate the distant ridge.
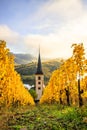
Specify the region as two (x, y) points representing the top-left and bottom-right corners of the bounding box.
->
(14, 53), (36, 64)
(13, 53), (64, 65)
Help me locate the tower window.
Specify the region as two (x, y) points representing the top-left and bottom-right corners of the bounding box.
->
(38, 87), (41, 90)
(38, 82), (41, 84)
(38, 76), (41, 80)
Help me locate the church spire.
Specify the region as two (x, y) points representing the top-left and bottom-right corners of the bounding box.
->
(36, 47), (43, 74)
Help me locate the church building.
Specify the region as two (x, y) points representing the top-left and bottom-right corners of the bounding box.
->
(35, 49), (44, 101)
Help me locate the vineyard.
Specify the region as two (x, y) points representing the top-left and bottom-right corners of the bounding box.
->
(0, 40), (35, 107)
(40, 43), (87, 107)
(1, 40), (87, 129)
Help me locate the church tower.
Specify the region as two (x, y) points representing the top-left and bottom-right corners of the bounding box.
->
(35, 48), (44, 101)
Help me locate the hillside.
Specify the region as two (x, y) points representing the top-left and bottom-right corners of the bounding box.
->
(15, 59), (61, 85)
(14, 53), (36, 64)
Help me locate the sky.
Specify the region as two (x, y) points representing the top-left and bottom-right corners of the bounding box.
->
(0, 0), (87, 59)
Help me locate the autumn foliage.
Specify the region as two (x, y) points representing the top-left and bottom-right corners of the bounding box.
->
(0, 40), (35, 107)
(40, 43), (87, 106)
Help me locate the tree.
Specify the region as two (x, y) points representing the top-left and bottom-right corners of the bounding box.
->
(29, 89), (37, 100)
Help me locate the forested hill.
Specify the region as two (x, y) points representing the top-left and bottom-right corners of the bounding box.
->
(15, 59), (62, 85)
(14, 53), (36, 64)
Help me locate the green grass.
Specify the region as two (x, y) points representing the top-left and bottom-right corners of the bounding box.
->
(1, 104), (87, 130)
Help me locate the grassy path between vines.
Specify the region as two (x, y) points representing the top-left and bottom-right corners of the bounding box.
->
(0, 104), (87, 130)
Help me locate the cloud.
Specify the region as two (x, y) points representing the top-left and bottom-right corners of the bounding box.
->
(0, 25), (25, 52)
(30, 0), (83, 31)
(0, 25), (20, 43)
(0, 22), (87, 59)
(0, 25), (72, 58)
(0, 0), (87, 58)
(24, 33), (73, 58)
